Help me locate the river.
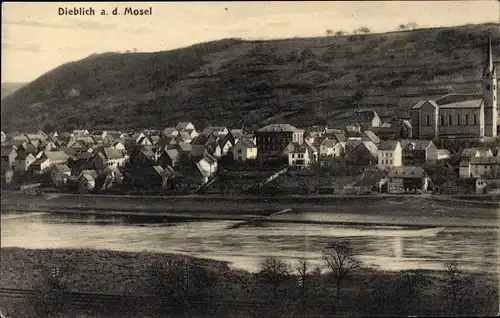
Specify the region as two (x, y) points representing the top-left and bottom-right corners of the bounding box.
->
(1, 206), (498, 274)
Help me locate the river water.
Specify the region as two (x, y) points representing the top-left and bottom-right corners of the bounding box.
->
(1, 207), (498, 274)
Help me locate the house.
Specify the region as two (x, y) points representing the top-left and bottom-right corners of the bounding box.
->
(91, 131), (108, 139)
(50, 164), (72, 188)
(217, 137), (235, 157)
(203, 126), (229, 137)
(1, 131), (6, 143)
(30, 151), (70, 174)
(475, 178), (488, 194)
(197, 153), (218, 176)
(13, 152), (36, 174)
(437, 149), (452, 161)
(232, 139), (258, 161)
(319, 139), (345, 158)
(372, 119), (413, 140)
(377, 141), (402, 170)
(93, 148), (127, 170)
(176, 122), (196, 131)
(363, 131), (381, 145)
(460, 147), (493, 160)
(38, 141), (58, 152)
(1, 147), (17, 168)
(460, 157), (500, 179)
(178, 130), (198, 142)
(137, 136), (154, 146)
(191, 135), (214, 157)
(78, 170), (98, 192)
(72, 130), (90, 137)
(129, 148), (157, 167)
(132, 132), (146, 144)
(400, 140), (439, 164)
(113, 141), (126, 150)
(157, 149), (181, 168)
(255, 124), (305, 162)
(100, 166), (125, 188)
(387, 166), (429, 194)
(288, 143), (311, 169)
(357, 170), (388, 194)
(348, 109), (382, 129)
(345, 141), (378, 166)
(178, 142), (193, 155)
(163, 127), (179, 138)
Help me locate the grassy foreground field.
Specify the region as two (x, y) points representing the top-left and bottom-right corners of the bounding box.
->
(0, 248), (498, 317)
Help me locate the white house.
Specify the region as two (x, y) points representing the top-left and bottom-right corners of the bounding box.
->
(232, 139), (257, 161)
(377, 140), (402, 170)
(319, 139), (345, 157)
(288, 143), (311, 169)
(176, 122), (196, 131)
(197, 153), (218, 176)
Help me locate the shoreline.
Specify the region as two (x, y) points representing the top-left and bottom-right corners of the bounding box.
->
(0, 247), (498, 318)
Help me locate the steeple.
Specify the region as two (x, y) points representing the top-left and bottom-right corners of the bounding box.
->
(483, 35), (496, 78)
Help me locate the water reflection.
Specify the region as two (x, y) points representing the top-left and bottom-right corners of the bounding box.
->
(1, 212), (498, 273)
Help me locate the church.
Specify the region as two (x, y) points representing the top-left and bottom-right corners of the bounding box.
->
(410, 37), (498, 140)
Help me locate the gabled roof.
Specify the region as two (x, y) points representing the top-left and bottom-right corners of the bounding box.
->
(400, 140), (434, 151)
(359, 170), (388, 187)
(289, 142), (308, 154)
(54, 164), (71, 174)
(195, 162), (212, 178)
(460, 147), (480, 158)
(435, 94), (483, 108)
(191, 135), (211, 145)
(378, 140), (400, 151)
(178, 142), (192, 152)
(411, 100), (439, 109)
(235, 138), (256, 148)
(257, 124), (304, 133)
(470, 156), (500, 165)
(361, 141), (379, 156)
(363, 131), (380, 144)
(230, 129), (244, 138)
(166, 149), (180, 160)
(42, 150), (68, 161)
(80, 169), (98, 179)
(388, 166), (426, 178)
(437, 149), (451, 157)
(15, 152), (35, 160)
(104, 148), (125, 160)
(176, 122), (194, 130)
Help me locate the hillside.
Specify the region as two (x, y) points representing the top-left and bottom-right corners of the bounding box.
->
(1, 23), (499, 132)
(1, 83), (26, 100)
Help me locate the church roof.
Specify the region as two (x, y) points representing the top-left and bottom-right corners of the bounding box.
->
(435, 94), (483, 109)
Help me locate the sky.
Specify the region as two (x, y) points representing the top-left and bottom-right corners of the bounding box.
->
(2, 1), (499, 83)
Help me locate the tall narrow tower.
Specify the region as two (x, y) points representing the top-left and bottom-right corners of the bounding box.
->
(483, 35), (498, 138)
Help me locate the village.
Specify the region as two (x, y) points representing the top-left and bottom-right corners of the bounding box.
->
(1, 113), (499, 197)
(1, 38), (499, 197)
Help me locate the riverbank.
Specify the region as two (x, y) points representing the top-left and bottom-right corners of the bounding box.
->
(0, 248), (498, 318)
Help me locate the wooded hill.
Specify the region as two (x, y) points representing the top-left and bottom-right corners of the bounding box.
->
(1, 23), (499, 132)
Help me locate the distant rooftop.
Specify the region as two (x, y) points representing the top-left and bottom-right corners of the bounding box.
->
(257, 124), (304, 133)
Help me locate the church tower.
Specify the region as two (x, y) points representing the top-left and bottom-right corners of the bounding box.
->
(483, 35), (498, 138)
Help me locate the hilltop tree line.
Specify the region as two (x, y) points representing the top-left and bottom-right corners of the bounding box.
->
(326, 22), (419, 36)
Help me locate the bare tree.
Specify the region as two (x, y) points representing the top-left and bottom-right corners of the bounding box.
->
(326, 29), (333, 36)
(407, 22), (418, 30)
(441, 260), (475, 316)
(335, 30), (346, 36)
(322, 240), (361, 306)
(258, 257), (291, 298)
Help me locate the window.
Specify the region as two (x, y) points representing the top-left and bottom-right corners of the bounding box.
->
(486, 84), (491, 90)
(440, 115), (444, 126)
(390, 160), (393, 164)
(465, 114), (468, 125)
(292, 154), (295, 158)
(457, 114), (461, 126)
(448, 114), (452, 125)
(426, 115), (430, 126)
(473, 114), (477, 125)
